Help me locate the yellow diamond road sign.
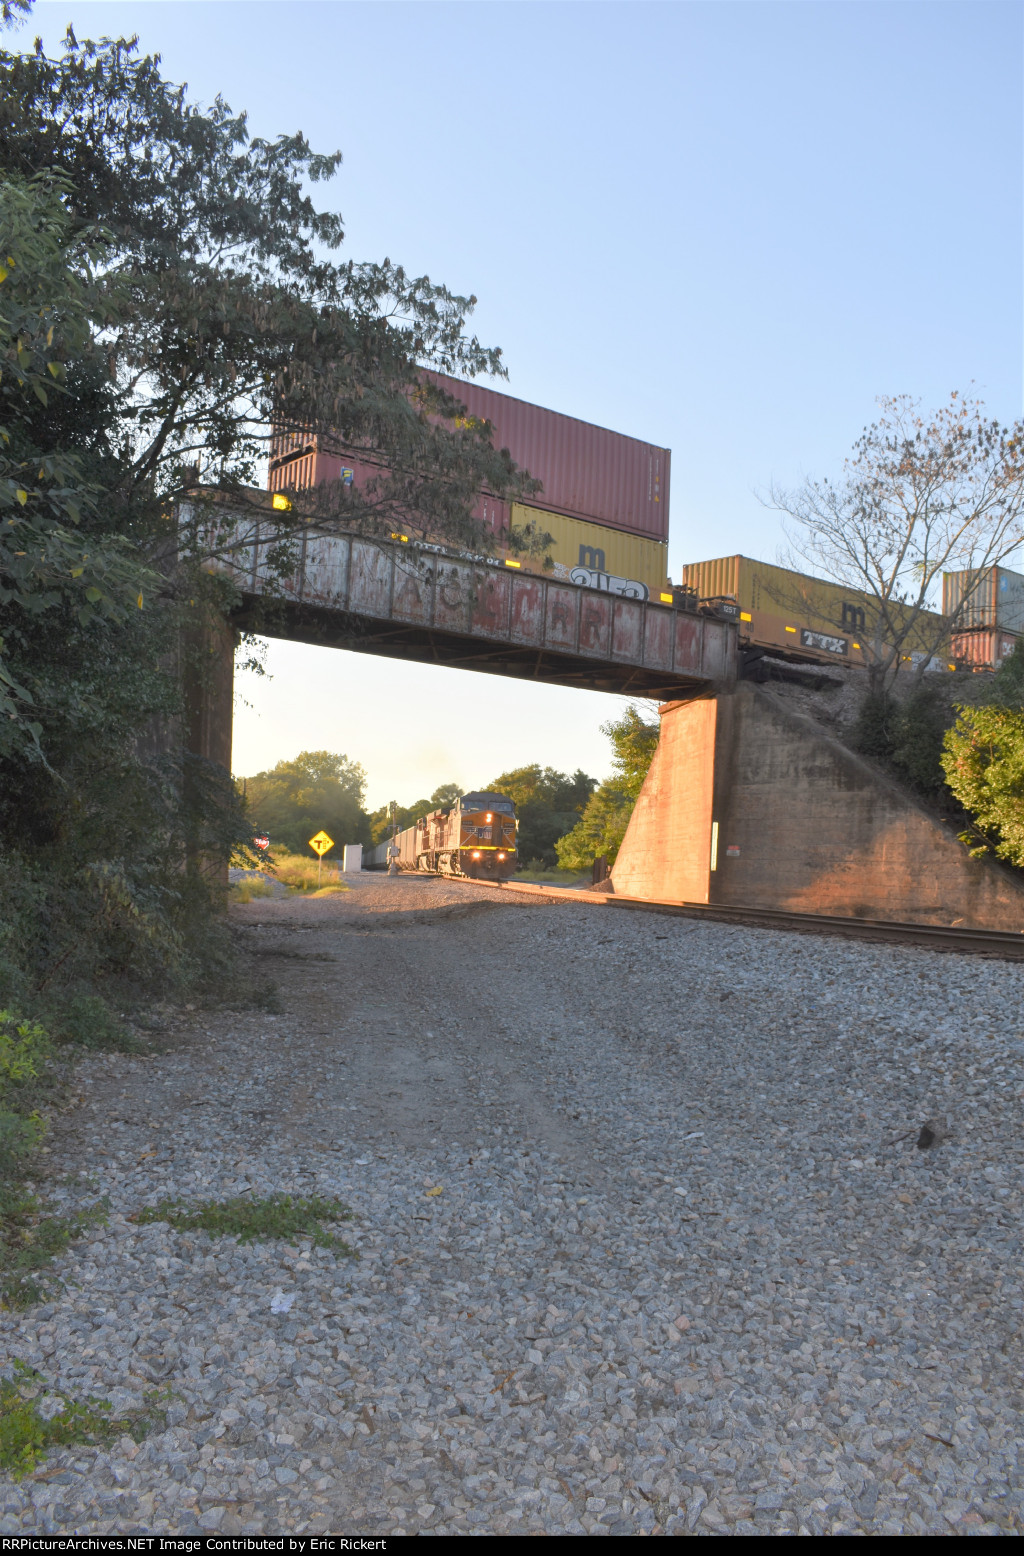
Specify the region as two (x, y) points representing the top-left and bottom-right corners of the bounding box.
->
(309, 830), (334, 856)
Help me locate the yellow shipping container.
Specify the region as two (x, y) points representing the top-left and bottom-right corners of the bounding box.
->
(679, 554), (949, 668)
(505, 503), (671, 602)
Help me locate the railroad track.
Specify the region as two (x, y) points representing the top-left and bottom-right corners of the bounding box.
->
(461, 877), (1024, 961)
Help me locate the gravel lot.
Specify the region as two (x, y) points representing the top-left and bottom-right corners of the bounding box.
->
(2, 874), (1023, 1537)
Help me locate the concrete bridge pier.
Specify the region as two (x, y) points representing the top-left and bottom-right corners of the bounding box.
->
(182, 611), (236, 895)
(183, 612), (235, 774)
(612, 680), (1024, 930)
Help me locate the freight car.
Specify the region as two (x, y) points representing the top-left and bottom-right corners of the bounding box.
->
(368, 792), (518, 880)
(268, 373), (672, 603)
(680, 554), (952, 673)
(943, 565), (1024, 668)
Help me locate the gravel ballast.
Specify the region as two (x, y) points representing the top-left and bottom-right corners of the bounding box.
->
(1, 874), (1022, 1536)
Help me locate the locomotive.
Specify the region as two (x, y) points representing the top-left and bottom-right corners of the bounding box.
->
(368, 791), (518, 880)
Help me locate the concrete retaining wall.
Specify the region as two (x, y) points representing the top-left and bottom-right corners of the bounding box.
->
(612, 680), (1024, 930)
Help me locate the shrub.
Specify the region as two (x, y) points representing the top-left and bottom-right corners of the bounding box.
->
(0, 1012), (50, 1105)
(0, 1011), (53, 1164)
(46, 993), (135, 1052)
(229, 876), (276, 905)
(942, 703), (1024, 865)
(889, 685), (949, 796)
(853, 684), (949, 797)
(269, 851), (344, 893)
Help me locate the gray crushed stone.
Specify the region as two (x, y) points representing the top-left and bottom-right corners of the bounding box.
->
(1, 874), (1022, 1536)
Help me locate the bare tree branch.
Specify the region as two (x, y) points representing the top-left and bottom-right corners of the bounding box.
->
(765, 393), (1024, 690)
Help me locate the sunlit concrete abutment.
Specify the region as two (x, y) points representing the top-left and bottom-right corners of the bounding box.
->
(613, 680), (1024, 930)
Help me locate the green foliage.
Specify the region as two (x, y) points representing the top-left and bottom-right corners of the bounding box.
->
(0, 173), (150, 751)
(603, 706), (660, 802)
(426, 782), (463, 811)
(244, 750), (369, 856)
(486, 765), (596, 869)
(889, 686), (949, 796)
(0, 10), (529, 1055)
(554, 706), (660, 870)
(0, 1360), (160, 1477)
(989, 637), (1024, 703)
(0, 22), (536, 557)
(0, 1114), (42, 1181)
(555, 784), (634, 872)
(853, 685), (949, 797)
(0, 175), (257, 1034)
(50, 993), (137, 1053)
(0, 1010), (49, 1100)
(267, 851), (347, 893)
(0, 744), (253, 1024)
(229, 875), (277, 904)
(0, 1009), (49, 1178)
(851, 689), (893, 763)
(0, 1007), (109, 1309)
(0, 1193), (106, 1310)
(368, 783), (462, 846)
(942, 703), (1024, 865)
(136, 1192), (354, 1253)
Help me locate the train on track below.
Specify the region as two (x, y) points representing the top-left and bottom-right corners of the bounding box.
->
(367, 791), (518, 880)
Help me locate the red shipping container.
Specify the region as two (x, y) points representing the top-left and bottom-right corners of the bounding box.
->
(270, 373), (670, 544)
(426, 372), (668, 542)
(952, 628), (1020, 670)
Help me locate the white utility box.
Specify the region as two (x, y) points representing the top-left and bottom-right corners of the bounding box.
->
(342, 844), (363, 873)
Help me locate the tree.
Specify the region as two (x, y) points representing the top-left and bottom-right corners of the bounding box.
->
(367, 782), (462, 845)
(602, 705), (660, 801)
(941, 640), (1024, 866)
(555, 706), (659, 871)
(941, 704), (1024, 866)
(769, 393), (1024, 693)
(554, 783), (634, 872)
(0, 172), (149, 754)
(244, 751), (369, 856)
(0, 18), (538, 587)
(0, 2), (533, 1035)
(487, 765), (596, 869)
(0, 167), (254, 1026)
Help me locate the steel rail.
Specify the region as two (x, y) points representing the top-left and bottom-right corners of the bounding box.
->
(458, 878), (1024, 961)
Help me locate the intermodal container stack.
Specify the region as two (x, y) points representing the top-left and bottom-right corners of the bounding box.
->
(680, 554), (950, 671)
(943, 565), (1024, 669)
(269, 373), (673, 602)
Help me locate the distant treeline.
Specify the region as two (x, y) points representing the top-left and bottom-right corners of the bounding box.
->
(240, 707), (662, 872)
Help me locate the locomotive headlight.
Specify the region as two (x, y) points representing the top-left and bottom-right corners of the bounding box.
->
(485, 813), (492, 822)
(471, 851), (481, 859)
(498, 852), (505, 860)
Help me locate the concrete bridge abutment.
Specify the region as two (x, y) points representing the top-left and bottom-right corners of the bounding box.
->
(181, 610), (237, 896)
(612, 680), (1024, 930)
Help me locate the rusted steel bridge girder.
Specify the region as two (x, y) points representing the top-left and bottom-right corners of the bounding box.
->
(223, 525), (737, 700)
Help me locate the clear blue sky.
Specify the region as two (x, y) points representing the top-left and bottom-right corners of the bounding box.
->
(25, 1), (1024, 807)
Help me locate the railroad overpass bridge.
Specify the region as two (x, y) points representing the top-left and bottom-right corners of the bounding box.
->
(184, 511), (1024, 933)
(187, 515), (737, 774)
